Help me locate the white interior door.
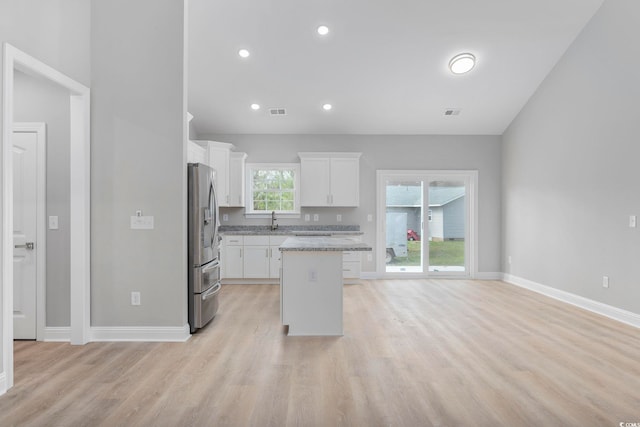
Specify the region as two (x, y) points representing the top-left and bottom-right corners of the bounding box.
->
(13, 131), (38, 339)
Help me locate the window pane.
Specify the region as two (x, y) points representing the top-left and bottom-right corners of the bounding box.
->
(385, 180), (422, 273)
(282, 201), (294, 211)
(249, 166), (298, 213)
(282, 191), (294, 201)
(428, 180), (465, 273)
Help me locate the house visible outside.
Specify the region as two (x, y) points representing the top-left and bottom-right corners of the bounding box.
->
(386, 185), (465, 241)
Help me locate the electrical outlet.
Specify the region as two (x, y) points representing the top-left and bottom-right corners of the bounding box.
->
(367, 253), (372, 262)
(630, 215), (637, 228)
(602, 276), (609, 288)
(308, 269), (318, 281)
(304, 214), (310, 222)
(508, 256), (512, 264)
(336, 214), (342, 222)
(131, 291), (141, 305)
(48, 216), (59, 230)
(222, 214), (229, 222)
(367, 214), (373, 222)
(313, 214), (319, 222)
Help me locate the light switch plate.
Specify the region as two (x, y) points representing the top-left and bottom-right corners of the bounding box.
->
(48, 216), (59, 230)
(313, 214), (319, 222)
(336, 214), (342, 222)
(304, 214), (310, 222)
(367, 214), (373, 222)
(131, 216), (154, 229)
(223, 214), (229, 222)
(629, 215), (637, 228)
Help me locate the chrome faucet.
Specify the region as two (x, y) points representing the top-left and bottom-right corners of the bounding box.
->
(271, 211), (278, 231)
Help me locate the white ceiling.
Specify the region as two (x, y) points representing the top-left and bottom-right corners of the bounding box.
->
(188, 0), (604, 136)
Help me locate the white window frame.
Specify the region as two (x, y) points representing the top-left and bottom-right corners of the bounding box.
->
(245, 163), (301, 218)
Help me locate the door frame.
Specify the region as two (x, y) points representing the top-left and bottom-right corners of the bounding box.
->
(376, 170), (478, 278)
(13, 122), (47, 341)
(2, 43), (91, 392)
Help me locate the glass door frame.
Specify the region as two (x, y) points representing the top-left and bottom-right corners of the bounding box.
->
(376, 170), (478, 279)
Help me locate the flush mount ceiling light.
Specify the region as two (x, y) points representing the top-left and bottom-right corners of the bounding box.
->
(317, 25), (330, 36)
(238, 49), (250, 58)
(250, 103), (260, 110)
(449, 53), (476, 74)
(322, 103), (332, 111)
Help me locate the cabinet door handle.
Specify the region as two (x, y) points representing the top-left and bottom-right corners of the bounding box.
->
(240, 249), (242, 258)
(266, 248), (269, 258)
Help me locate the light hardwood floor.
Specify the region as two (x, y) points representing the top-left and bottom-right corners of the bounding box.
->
(1, 280), (639, 426)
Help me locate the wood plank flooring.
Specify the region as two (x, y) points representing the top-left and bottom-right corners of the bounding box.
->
(1, 279), (639, 426)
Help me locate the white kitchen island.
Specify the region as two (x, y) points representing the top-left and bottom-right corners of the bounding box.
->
(279, 236), (372, 336)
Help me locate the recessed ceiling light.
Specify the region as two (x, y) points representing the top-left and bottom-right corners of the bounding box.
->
(322, 103), (332, 111)
(250, 103), (260, 110)
(449, 53), (476, 74)
(317, 25), (330, 36)
(238, 49), (250, 58)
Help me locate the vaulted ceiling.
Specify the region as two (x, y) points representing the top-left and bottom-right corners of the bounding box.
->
(188, 0), (604, 135)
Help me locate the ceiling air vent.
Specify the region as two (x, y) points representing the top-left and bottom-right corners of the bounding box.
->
(444, 109), (461, 116)
(269, 108), (287, 116)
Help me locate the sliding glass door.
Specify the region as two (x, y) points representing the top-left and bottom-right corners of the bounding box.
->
(378, 171), (476, 277)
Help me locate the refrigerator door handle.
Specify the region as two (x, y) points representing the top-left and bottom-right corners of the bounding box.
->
(202, 260), (220, 274)
(202, 282), (221, 301)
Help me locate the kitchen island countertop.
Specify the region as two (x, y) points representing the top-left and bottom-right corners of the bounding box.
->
(279, 236), (371, 252)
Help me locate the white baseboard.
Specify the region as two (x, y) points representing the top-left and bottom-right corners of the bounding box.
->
(222, 278), (279, 285)
(91, 325), (191, 342)
(503, 273), (640, 329)
(0, 371), (6, 396)
(360, 271), (501, 280)
(359, 272), (379, 280)
(474, 272), (503, 280)
(42, 327), (71, 342)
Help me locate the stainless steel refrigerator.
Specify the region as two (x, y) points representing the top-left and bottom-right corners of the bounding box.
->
(188, 163), (221, 333)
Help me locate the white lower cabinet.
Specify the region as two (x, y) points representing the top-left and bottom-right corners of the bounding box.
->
(221, 236), (244, 278)
(221, 235), (290, 280)
(342, 250), (362, 283)
(269, 236), (289, 279)
(222, 234), (362, 281)
(243, 236), (270, 278)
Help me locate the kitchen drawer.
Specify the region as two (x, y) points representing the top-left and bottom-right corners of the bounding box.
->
(244, 235), (270, 245)
(223, 235), (244, 246)
(342, 251), (360, 262)
(342, 261), (361, 279)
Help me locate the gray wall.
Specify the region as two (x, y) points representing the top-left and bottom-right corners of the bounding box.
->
(502, 0), (640, 314)
(0, 0), (90, 384)
(90, 0), (188, 327)
(203, 134), (502, 274)
(14, 71), (71, 327)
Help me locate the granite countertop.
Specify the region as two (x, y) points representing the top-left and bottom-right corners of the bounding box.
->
(279, 236), (372, 252)
(219, 225), (363, 236)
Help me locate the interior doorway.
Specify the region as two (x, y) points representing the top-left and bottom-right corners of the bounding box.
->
(2, 44), (90, 393)
(377, 170), (477, 278)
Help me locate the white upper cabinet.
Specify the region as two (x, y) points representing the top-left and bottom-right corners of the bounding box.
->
(187, 140), (207, 164)
(228, 152), (247, 207)
(194, 140), (234, 207)
(298, 152), (361, 207)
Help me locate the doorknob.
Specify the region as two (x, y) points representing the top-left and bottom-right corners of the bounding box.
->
(15, 242), (34, 250)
